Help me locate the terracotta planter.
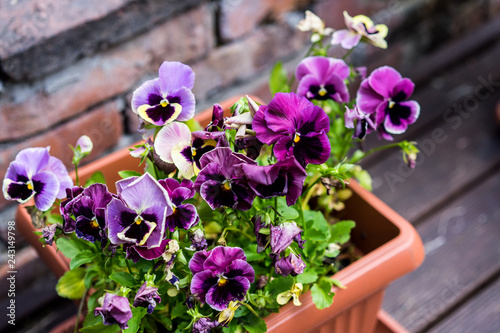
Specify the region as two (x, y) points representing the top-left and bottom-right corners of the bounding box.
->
(16, 96), (424, 333)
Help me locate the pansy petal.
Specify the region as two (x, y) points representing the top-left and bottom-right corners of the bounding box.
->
(274, 136), (294, 161)
(3, 179), (34, 203)
(191, 270), (217, 303)
(331, 29), (361, 49)
(138, 102), (182, 126)
(31, 171), (59, 211)
(14, 147), (50, 178)
(155, 122), (192, 163)
(170, 87), (196, 122)
(5, 161), (29, 183)
(45, 156), (73, 198)
(293, 132), (331, 166)
(119, 173), (171, 213)
(171, 144), (196, 179)
(83, 183), (113, 209)
(200, 179), (237, 210)
(189, 250), (211, 274)
(368, 66), (402, 98)
(116, 177), (138, 197)
(139, 203), (167, 248)
(264, 93), (311, 134)
(225, 259), (255, 283)
(392, 78), (415, 102)
(384, 100), (420, 134)
(298, 105), (330, 134)
(205, 277), (249, 311)
(158, 61), (195, 92)
(171, 187), (194, 204)
(131, 78), (162, 112)
(127, 238), (170, 262)
(204, 246), (246, 274)
(253, 105), (283, 145)
(106, 198), (138, 245)
(165, 203), (198, 231)
(356, 79), (385, 114)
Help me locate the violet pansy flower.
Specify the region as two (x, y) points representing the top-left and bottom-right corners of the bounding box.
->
(331, 11), (388, 49)
(296, 56), (350, 102)
(155, 122), (223, 179)
(189, 246), (255, 311)
(344, 105), (376, 140)
(95, 293), (132, 330)
(107, 173), (172, 256)
(133, 282), (161, 314)
(62, 183), (113, 243)
(242, 157), (307, 206)
(194, 147), (256, 211)
(131, 61), (195, 126)
(271, 222), (305, 254)
(253, 92), (331, 167)
(275, 253), (306, 277)
(356, 66), (420, 140)
(159, 178), (199, 232)
(3, 147), (72, 211)
(193, 317), (221, 333)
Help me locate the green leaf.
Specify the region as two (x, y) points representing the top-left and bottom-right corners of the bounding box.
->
(56, 268), (86, 299)
(277, 197), (299, 220)
(171, 302), (187, 319)
(123, 307), (148, 333)
(296, 268), (318, 284)
(242, 313), (267, 333)
(329, 220), (356, 244)
(304, 210), (330, 240)
(80, 322), (120, 333)
(84, 268), (98, 290)
(267, 275), (294, 296)
(244, 244), (266, 262)
(118, 170), (142, 179)
(55, 236), (90, 260)
(85, 171), (106, 186)
(311, 278), (335, 310)
(109, 272), (137, 288)
(70, 250), (97, 270)
(269, 61), (290, 95)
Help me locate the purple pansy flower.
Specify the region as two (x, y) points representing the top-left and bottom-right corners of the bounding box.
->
(275, 254), (306, 277)
(189, 246), (255, 311)
(133, 282), (161, 314)
(124, 238), (170, 263)
(296, 56), (350, 102)
(242, 157), (307, 206)
(194, 147), (257, 211)
(131, 61), (195, 126)
(107, 173), (173, 256)
(356, 66), (420, 140)
(159, 178), (199, 232)
(253, 93), (331, 167)
(60, 186), (84, 232)
(271, 222), (305, 254)
(60, 183), (113, 243)
(155, 123), (225, 179)
(3, 147), (72, 211)
(95, 293), (133, 330)
(193, 317), (221, 333)
(205, 104), (225, 132)
(190, 229), (208, 251)
(344, 105), (376, 140)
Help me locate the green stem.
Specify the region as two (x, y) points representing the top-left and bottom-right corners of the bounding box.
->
(239, 302), (261, 318)
(274, 196), (278, 221)
(125, 259), (133, 275)
(297, 197), (306, 231)
(342, 48), (354, 60)
(75, 288), (88, 333)
(352, 142), (402, 163)
(224, 227), (253, 240)
(74, 163), (80, 186)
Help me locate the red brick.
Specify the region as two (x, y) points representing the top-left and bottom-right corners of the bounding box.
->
(0, 4), (214, 142)
(0, 99), (123, 209)
(0, 0), (204, 81)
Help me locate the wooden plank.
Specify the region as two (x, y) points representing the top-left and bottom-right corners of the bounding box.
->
(426, 276), (500, 333)
(382, 171), (500, 332)
(362, 85), (500, 222)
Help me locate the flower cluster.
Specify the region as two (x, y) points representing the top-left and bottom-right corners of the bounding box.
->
(3, 10), (420, 333)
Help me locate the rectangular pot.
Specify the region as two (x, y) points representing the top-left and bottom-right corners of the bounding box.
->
(15, 96), (424, 333)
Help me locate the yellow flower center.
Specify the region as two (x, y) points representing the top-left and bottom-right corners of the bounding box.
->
(388, 100), (395, 108)
(222, 182), (231, 191)
(192, 148), (197, 157)
(293, 133), (301, 143)
(90, 218), (99, 228)
(218, 277), (228, 286)
(135, 217), (143, 225)
(161, 99), (169, 107)
(318, 86), (327, 96)
(27, 182), (33, 190)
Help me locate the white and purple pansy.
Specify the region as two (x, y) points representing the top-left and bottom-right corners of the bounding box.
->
(194, 147), (257, 211)
(131, 61), (195, 126)
(296, 56), (350, 102)
(253, 92), (331, 167)
(331, 11), (388, 50)
(107, 173), (172, 255)
(344, 105), (376, 140)
(189, 246), (255, 311)
(3, 147), (73, 211)
(242, 157), (307, 206)
(356, 66), (420, 140)
(155, 122), (224, 179)
(159, 178), (199, 232)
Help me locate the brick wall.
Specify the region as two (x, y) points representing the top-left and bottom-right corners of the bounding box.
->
(0, 0), (498, 214)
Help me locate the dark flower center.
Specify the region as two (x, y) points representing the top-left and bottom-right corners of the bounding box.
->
(309, 84), (337, 100)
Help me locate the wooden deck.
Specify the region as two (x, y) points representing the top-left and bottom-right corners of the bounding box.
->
(2, 19), (500, 333)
